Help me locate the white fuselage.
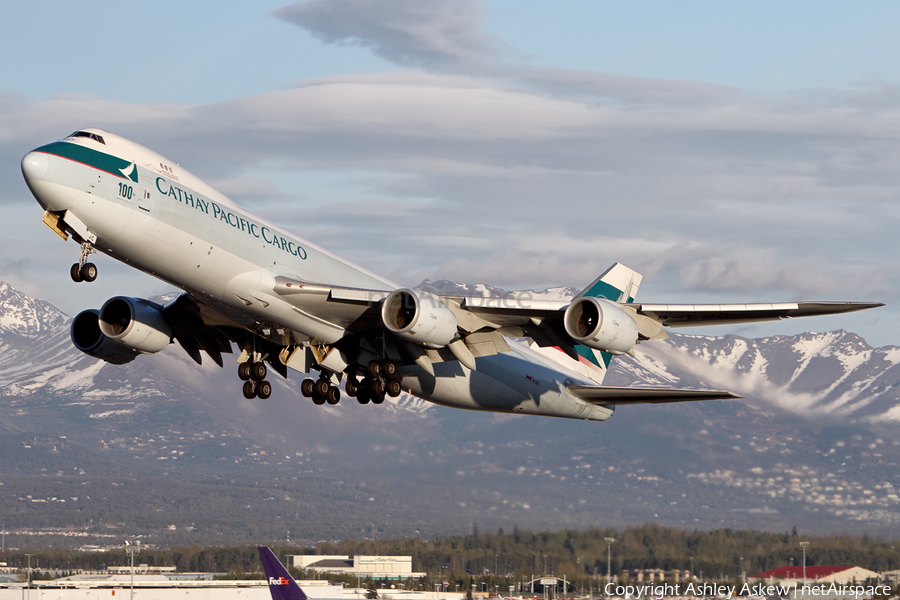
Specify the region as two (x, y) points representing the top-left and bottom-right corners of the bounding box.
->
(22, 130), (612, 421)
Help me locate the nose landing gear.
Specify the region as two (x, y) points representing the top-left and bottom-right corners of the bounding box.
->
(70, 241), (98, 283)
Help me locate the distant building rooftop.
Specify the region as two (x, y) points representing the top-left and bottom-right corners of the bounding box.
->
(752, 566), (853, 580)
(290, 555), (425, 580)
(751, 565), (881, 584)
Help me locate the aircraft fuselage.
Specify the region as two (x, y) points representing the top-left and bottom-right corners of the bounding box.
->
(22, 130), (611, 421)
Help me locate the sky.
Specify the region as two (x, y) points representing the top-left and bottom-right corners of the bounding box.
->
(2, 0), (899, 346)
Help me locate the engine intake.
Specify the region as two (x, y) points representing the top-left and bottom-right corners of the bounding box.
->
(98, 296), (172, 354)
(563, 296), (639, 355)
(70, 309), (139, 365)
(382, 289), (458, 348)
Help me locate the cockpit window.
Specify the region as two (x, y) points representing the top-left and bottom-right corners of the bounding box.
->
(68, 131), (106, 145)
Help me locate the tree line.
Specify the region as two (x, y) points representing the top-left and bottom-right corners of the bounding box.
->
(4, 523), (897, 590)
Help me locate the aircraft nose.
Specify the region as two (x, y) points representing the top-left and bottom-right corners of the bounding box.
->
(21, 151), (49, 182)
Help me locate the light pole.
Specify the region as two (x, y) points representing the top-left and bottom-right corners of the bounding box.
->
(125, 540), (140, 600)
(605, 538), (615, 594)
(26, 553), (34, 598)
(740, 557), (745, 584)
(799, 542), (809, 585)
(689, 557), (694, 582)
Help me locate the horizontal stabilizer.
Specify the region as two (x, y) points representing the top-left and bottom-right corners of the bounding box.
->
(567, 384), (740, 404)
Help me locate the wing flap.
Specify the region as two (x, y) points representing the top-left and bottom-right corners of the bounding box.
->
(567, 384), (740, 404)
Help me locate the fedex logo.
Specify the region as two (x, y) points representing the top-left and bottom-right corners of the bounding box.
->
(269, 577), (290, 586)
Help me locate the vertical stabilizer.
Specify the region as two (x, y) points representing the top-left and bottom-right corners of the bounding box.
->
(576, 262), (642, 303)
(259, 547), (309, 600)
(571, 263), (644, 383)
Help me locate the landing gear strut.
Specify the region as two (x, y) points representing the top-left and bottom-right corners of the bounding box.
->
(240, 360), (271, 399)
(70, 241), (98, 283)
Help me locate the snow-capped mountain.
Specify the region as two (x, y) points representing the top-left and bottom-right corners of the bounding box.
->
(607, 331), (900, 423)
(419, 279), (579, 302)
(0, 281), (67, 335)
(1, 278), (898, 543)
(2, 278), (900, 424)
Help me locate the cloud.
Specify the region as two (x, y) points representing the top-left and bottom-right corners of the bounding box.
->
(5, 67), (900, 344)
(274, 0), (504, 69)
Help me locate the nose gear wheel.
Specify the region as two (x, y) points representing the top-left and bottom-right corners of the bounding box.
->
(70, 241), (98, 283)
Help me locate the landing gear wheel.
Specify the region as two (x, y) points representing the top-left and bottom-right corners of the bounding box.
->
(345, 378), (358, 397)
(312, 392), (326, 405)
(238, 362), (252, 381)
(381, 360), (397, 378)
(386, 378), (402, 398)
(300, 379), (314, 397)
(242, 380), (256, 399)
(251, 361), (267, 381)
(366, 360), (381, 378)
(256, 380), (272, 399)
(325, 386), (341, 405)
(371, 378), (385, 400)
(80, 262), (97, 282)
(357, 387), (371, 404)
(70, 263), (83, 283)
(314, 378), (330, 397)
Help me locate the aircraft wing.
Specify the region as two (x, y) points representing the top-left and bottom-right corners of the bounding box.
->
(458, 299), (882, 328)
(456, 299), (883, 343)
(267, 268), (882, 373)
(628, 301), (884, 328)
(566, 384), (740, 404)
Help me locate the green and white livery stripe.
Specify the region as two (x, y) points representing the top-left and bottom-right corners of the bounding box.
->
(37, 141), (139, 183)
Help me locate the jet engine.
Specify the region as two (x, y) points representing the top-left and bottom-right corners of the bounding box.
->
(70, 309), (139, 365)
(97, 296), (172, 354)
(382, 289), (458, 347)
(563, 296), (639, 355)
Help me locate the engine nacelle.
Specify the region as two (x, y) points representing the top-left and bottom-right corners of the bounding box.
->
(70, 309), (139, 365)
(98, 296), (172, 354)
(563, 296), (639, 355)
(382, 289), (458, 348)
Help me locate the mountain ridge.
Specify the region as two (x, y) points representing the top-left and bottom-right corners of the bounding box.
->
(0, 278), (897, 546)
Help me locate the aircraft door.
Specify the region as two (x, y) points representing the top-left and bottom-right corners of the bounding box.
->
(139, 188), (153, 212)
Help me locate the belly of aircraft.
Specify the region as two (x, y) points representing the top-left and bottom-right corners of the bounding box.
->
(400, 344), (615, 422)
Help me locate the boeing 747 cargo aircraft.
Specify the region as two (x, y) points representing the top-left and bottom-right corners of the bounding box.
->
(20, 129), (881, 421)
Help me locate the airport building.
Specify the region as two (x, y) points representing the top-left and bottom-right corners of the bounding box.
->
(626, 569), (690, 582)
(290, 555), (426, 580)
(750, 565), (882, 586)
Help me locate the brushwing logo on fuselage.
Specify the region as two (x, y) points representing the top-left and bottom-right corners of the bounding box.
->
(119, 161), (139, 183)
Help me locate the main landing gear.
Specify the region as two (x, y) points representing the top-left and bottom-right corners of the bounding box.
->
(300, 376), (341, 405)
(70, 241), (98, 283)
(239, 360), (272, 400)
(300, 360), (402, 407)
(348, 360), (402, 406)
